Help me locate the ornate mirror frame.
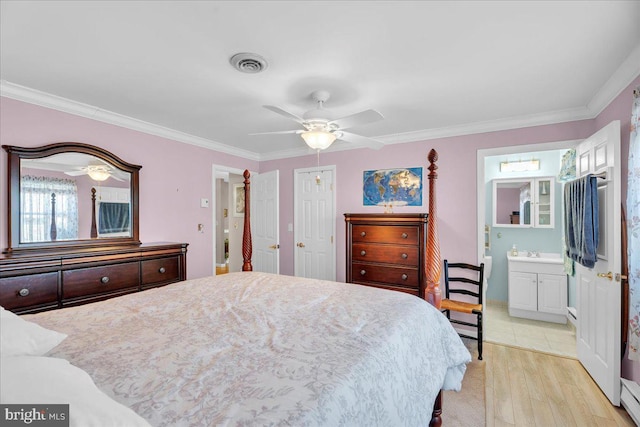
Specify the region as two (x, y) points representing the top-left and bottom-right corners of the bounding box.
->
(3, 142), (141, 254)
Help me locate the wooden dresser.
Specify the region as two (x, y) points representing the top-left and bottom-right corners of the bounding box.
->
(345, 213), (428, 298)
(0, 242), (188, 314)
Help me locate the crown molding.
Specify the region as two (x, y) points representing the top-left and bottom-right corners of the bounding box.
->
(3, 39), (638, 161)
(0, 81), (261, 161)
(378, 106), (593, 145)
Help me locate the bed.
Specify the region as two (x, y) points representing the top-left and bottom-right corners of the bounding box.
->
(1, 149), (471, 426)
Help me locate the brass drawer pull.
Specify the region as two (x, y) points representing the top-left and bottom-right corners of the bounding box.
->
(18, 288), (30, 297)
(401, 274), (408, 280)
(159, 267), (166, 274)
(360, 231), (366, 237)
(100, 276), (110, 284)
(401, 232), (408, 239)
(360, 269), (366, 276)
(360, 250), (366, 256)
(401, 253), (408, 259)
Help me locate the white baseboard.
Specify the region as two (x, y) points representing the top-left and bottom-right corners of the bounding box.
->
(621, 379), (640, 426)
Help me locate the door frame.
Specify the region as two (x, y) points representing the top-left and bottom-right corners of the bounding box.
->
(476, 139), (580, 337)
(293, 164), (337, 280)
(211, 164), (252, 276)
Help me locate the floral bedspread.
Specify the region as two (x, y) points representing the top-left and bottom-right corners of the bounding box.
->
(27, 272), (471, 426)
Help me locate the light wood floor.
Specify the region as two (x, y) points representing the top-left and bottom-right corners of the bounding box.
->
(485, 342), (634, 426)
(215, 264), (229, 275)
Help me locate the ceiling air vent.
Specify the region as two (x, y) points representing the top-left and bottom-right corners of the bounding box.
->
(230, 53), (268, 74)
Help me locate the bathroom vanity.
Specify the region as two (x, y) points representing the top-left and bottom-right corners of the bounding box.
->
(507, 252), (567, 323)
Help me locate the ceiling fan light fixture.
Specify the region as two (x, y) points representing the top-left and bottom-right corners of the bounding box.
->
(87, 165), (110, 181)
(301, 130), (336, 150)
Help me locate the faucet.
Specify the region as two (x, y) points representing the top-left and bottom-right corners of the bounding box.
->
(527, 250), (540, 257)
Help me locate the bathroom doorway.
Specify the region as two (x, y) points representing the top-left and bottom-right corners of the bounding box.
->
(477, 140), (577, 358)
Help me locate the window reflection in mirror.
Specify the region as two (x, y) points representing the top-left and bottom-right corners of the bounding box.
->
(20, 153), (132, 243)
(493, 179), (532, 227)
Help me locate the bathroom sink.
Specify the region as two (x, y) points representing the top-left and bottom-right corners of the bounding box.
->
(507, 251), (562, 264)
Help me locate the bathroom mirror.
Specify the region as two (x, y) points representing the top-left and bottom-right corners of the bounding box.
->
(492, 179), (532, 227)
(3, 142), (141, 253)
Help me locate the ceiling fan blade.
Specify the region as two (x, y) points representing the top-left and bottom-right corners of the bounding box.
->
(328, 109), (383, 130)
(64, 170), (87, 176)
(338, 131), (385, 150)
(249, 129), (303, 136)
(263, 105), (305, 124)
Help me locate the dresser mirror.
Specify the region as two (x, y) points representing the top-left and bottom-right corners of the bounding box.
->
(3, 142), (141, 253)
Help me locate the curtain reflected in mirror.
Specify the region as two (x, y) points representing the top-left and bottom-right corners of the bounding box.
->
(20, 175), (79, 242)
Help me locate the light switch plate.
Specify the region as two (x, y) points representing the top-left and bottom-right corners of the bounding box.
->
(200, 198), (209, 208)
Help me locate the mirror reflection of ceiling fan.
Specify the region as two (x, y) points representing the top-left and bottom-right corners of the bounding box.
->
(252, 90), (385, 150)
(65, 165), (124, 182)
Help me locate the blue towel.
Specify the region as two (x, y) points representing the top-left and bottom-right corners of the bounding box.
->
(564, 175), (599, 268)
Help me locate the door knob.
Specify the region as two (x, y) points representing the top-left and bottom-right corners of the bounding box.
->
(297, 242), (305, 248)
(269, 244), (280, 249)
(597, 271), (613, 281)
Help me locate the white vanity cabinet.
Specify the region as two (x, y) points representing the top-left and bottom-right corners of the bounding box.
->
(508, 253), (567, 323)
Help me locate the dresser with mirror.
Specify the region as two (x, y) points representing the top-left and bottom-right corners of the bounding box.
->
(0, 142), (187, 314)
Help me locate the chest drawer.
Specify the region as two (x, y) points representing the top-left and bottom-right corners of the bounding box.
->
(351, 225), (419, 245)
(63, 262), (140, 299)
(0, 272), (58, 311)
(351, 243), (418, 266)
(141, 256), (180, 287)
(351, 262), (419, 288)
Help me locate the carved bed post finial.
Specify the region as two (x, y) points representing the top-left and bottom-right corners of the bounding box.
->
(242, 170), (253, 271)
(90, 187), (98, 238)
(426, 149), (442, 309)
(50, 193), (57, 241)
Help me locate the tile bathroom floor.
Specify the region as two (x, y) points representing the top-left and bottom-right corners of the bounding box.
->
(485, 301), (577, 358)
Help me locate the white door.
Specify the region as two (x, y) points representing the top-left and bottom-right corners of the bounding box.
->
(575, 120), (621, 405)
(250, 170), (279, 274)
(294, 166), (336, 281)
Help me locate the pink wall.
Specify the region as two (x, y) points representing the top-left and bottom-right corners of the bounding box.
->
(261, 119), (594, 282)
(0, 97), (258, 279)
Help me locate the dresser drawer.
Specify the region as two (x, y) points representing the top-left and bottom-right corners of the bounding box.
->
(63, 262), (140, 299)
(141, 256), (180, 287)
(0, 272), (58, 311)
(352, 243), (418, 266)
(351, 225), (419, 245)
(351, 263), (419, 288)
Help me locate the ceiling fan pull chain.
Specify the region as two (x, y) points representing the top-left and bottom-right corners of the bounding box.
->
(316, 149), (321, 185)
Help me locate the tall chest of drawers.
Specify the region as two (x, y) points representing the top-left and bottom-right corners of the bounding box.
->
(345, 213), (428, 298)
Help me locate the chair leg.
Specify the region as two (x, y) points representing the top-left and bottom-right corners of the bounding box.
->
(477, 313), (483, 360)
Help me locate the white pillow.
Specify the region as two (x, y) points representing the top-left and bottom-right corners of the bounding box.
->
(0, 306), (67, 356)
(1, 356), (151, 427)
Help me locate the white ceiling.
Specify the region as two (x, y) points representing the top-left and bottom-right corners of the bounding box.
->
(1, 1), (639, 161)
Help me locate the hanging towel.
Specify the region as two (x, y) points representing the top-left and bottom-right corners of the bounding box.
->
(564, 174), (599, 268)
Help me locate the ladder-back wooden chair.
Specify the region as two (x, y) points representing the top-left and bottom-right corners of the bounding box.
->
(441, 260), (485, 360)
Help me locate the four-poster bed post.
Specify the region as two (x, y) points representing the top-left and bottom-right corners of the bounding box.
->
(49, 192), (57, 241)
(90, 187), (98, 238)
(242, 169), (253, 271)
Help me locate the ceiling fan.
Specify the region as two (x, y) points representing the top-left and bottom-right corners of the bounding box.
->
(65, 165), (124, 182)
(253, 90), (385, 150)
